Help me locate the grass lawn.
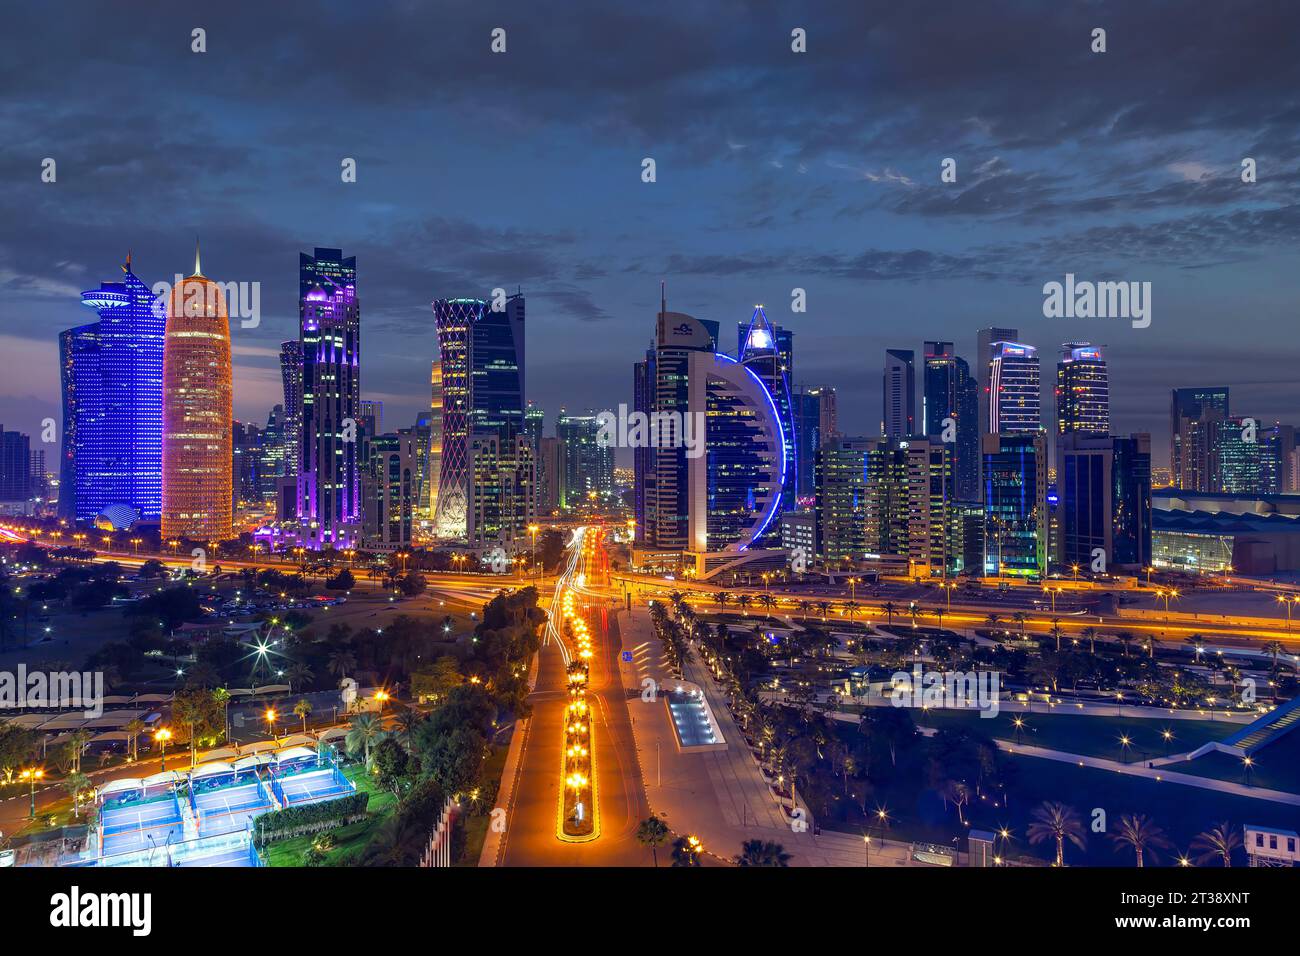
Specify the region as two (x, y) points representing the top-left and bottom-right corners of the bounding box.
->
(263, 763), (395, 867)
(1171, 728), (1300, 794)
(916, 709), (1237, 763)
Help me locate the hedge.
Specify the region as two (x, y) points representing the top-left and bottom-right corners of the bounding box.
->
(253, 792), (369, 846)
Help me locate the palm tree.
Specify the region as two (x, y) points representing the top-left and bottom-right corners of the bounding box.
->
(65, 729), (92, 775)
(882, 602), (897, 625)
(1262, 640), (1285, 674)
(797, 600), (812, 620)
(635, 815), (670, 867)
(716, 591), (731, 614)
(1109, 813), (1172, 867)
(816, 601), (831, 621)
(1012, 611), (1028, 637)
(985, 613), (1001, 630)
(345, 712), (385, 767)
(933, 607), (946, 631)
(1026, 801), (1087, 867)
(757, 593), (777, 619)
(1081, 626), (1098, 655)
(393, 707), (425, 751)
(1141, 635), (1158, 659)
(125, 718), (145, 763)
(293, 698), (313, 733)
(1050, 618), (1063, 652)
(1191, 822), (1242, 867)
(1116, 632), (1135, 658)
(1185, 634), (1206, 661)
(286, 662), (314, 692)
(735, 839), (791, 867)
(328, 649), (357, 682)
(736, 594), (752, 615)
(670, 835), (702, 867)
(63, 772), (90, 818)
(843, 601), (861, 621)
(212, 686), (231, 742)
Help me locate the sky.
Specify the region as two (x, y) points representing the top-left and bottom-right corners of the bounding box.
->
(2, 0), (1299, 468)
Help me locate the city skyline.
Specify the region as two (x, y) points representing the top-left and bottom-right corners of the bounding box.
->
(3, 2), (1300, 462)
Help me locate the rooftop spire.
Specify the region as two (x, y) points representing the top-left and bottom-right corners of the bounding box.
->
(122, 250), (132, 274)
(192, 239), (203, 278)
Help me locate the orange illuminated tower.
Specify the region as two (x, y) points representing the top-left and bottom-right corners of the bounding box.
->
(161, 243), (233, 542)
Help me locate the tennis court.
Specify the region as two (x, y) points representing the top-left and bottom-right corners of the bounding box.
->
(191, 780), (273, 835)
(271, 767), (354, 806)
(99, 796), (183, 857)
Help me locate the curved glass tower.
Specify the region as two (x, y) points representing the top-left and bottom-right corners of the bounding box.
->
(161, 247), (233, 542)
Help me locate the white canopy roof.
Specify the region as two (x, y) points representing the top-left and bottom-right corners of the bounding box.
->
(98, 777), (144, 796)
(272, 746), (316, 763)
(191, 762), (234, 779)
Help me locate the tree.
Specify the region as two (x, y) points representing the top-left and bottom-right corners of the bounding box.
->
(393, 707), (426, 751)
(372, 736), (414, 797)
(293, 698), (313, 733)
(635, 815), (670, 867)
(346, 712), (385, 767)
(125, 718), (145, 762)
(397, 571), (428, 597)
(1027, 801), (1087, 867)
(328, 649), (357, 682)
(670, 835), (702, 867)
(64, 772), (91, 818)
(172, 686), (224, 765)
(64, 729), (93, 775)
(325, 568), (355, 591)
(0, 725), (38, 784)
(1191, 822), (1242, 867)
(1082, 626), (1098, 655)
(735, 839), (790, 867)
(285, 661), (314, 692)
(715, 591), (731, 614)
(1109, 813), (1171, 867)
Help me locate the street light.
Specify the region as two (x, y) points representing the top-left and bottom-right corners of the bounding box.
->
(19, 767), (44, 819)
(528, 524), (540, 580)
(153, 728), (172, 771)
(264, 708), (278, 740)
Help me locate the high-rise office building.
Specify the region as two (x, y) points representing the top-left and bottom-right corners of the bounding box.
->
(557, 412), (613, 509)
(358, 399), (383, 437)
(988, 341), (1041, 434)
(633, 348), (656, 544)
(738, 309), (797, 517)
(468, 432), (537, 551)
(1055, 343), (1109, 436)
(814, 437), (871, 564)
(982, 432), (1047, 577)
(537, 436), (562, 515)
(279, 340), (303, 480)
(362, 432), (416, 552)
(59, 255), (165, 523)
(258, 405), (287, 501)
(792, 389), (823, 499)
(976, 327), (1018, 439)
(882, 349), (916, 438)
(1057, 433), (1152, 572)
(425, 354), (443, 525)
(524, 401), (545, 450)
(1170, 387), (1229, 492)
(807, 385), (838, 441)
(296, 248), (361, 549)
(0, 428), (31, 506)
(231, 420), (263, 509)
(923, 341), (979, 501)
(1260, 423), (1297, 495)
(1215, 417), (1263, 495)
(431, 294), (525, 539)
(161, 247), (233, 542)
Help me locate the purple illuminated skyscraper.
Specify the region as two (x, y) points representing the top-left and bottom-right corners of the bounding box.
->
(295, 248), (361, 549)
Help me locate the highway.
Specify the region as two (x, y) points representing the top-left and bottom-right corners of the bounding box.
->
(500, 528), (649, 865)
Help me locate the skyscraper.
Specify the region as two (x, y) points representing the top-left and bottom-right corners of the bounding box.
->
(738, 308), (796, 517)
(426, 354), (443, 525)
(161, 246), (233, 543)
(0, 428), (31, 507)
(296, 248), (361, 549)
(279, 340), (303, 481)
(362, 432), (416, 552)
(59, 255), (165, 523)
(1057, 433), (1151, 572)
(431, 293), (526, 539)
(882, 349), (916, 438)
(982, 432), (1047, 577)
(988, 341), (1041, 434)
(633, 348), (656, 544)
(814, 437), (871, 563)
(557, 412), (613, 509)
(923, 341), (979, 501)
(1170, 387), (1230, 492)
(1055, 343), (1109, 436)
(976, 326), (1018, 442)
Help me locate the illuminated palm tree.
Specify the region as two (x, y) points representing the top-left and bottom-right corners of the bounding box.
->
(757, 593), (777, 619)
(1262, 640), (1285, 674)
(1184, 634), (1206, 661)
(1081, 626), (1098, 655)
(882, 602), (897, 625)
(1109, 813), (1171, 867)
(1012, 611), (1028, 637)
(1191, 822), (1242, 867)
(816, 601), (831, 622)
(715, 591), (731, 613)
(797, 600), (812, 620)
(1026, 801), (1087, 867)
(293, 698), (313, 733)
(345, 712), (385, 767)
(736, 593), (752, 615)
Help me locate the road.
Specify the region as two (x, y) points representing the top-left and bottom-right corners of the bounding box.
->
(500, 528), (649, 865)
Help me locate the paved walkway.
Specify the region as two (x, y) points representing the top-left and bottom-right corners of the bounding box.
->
(478, 649), (542, 867)
(617, 607), (920, 867)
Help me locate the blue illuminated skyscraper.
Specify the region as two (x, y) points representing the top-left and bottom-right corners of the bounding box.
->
(60, 255), (165, 522)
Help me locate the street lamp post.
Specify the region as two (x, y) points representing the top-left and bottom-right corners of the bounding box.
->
(529, 524), (540, 580)
(20, 767), (44, 819)
(154, 728), (172, 771)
